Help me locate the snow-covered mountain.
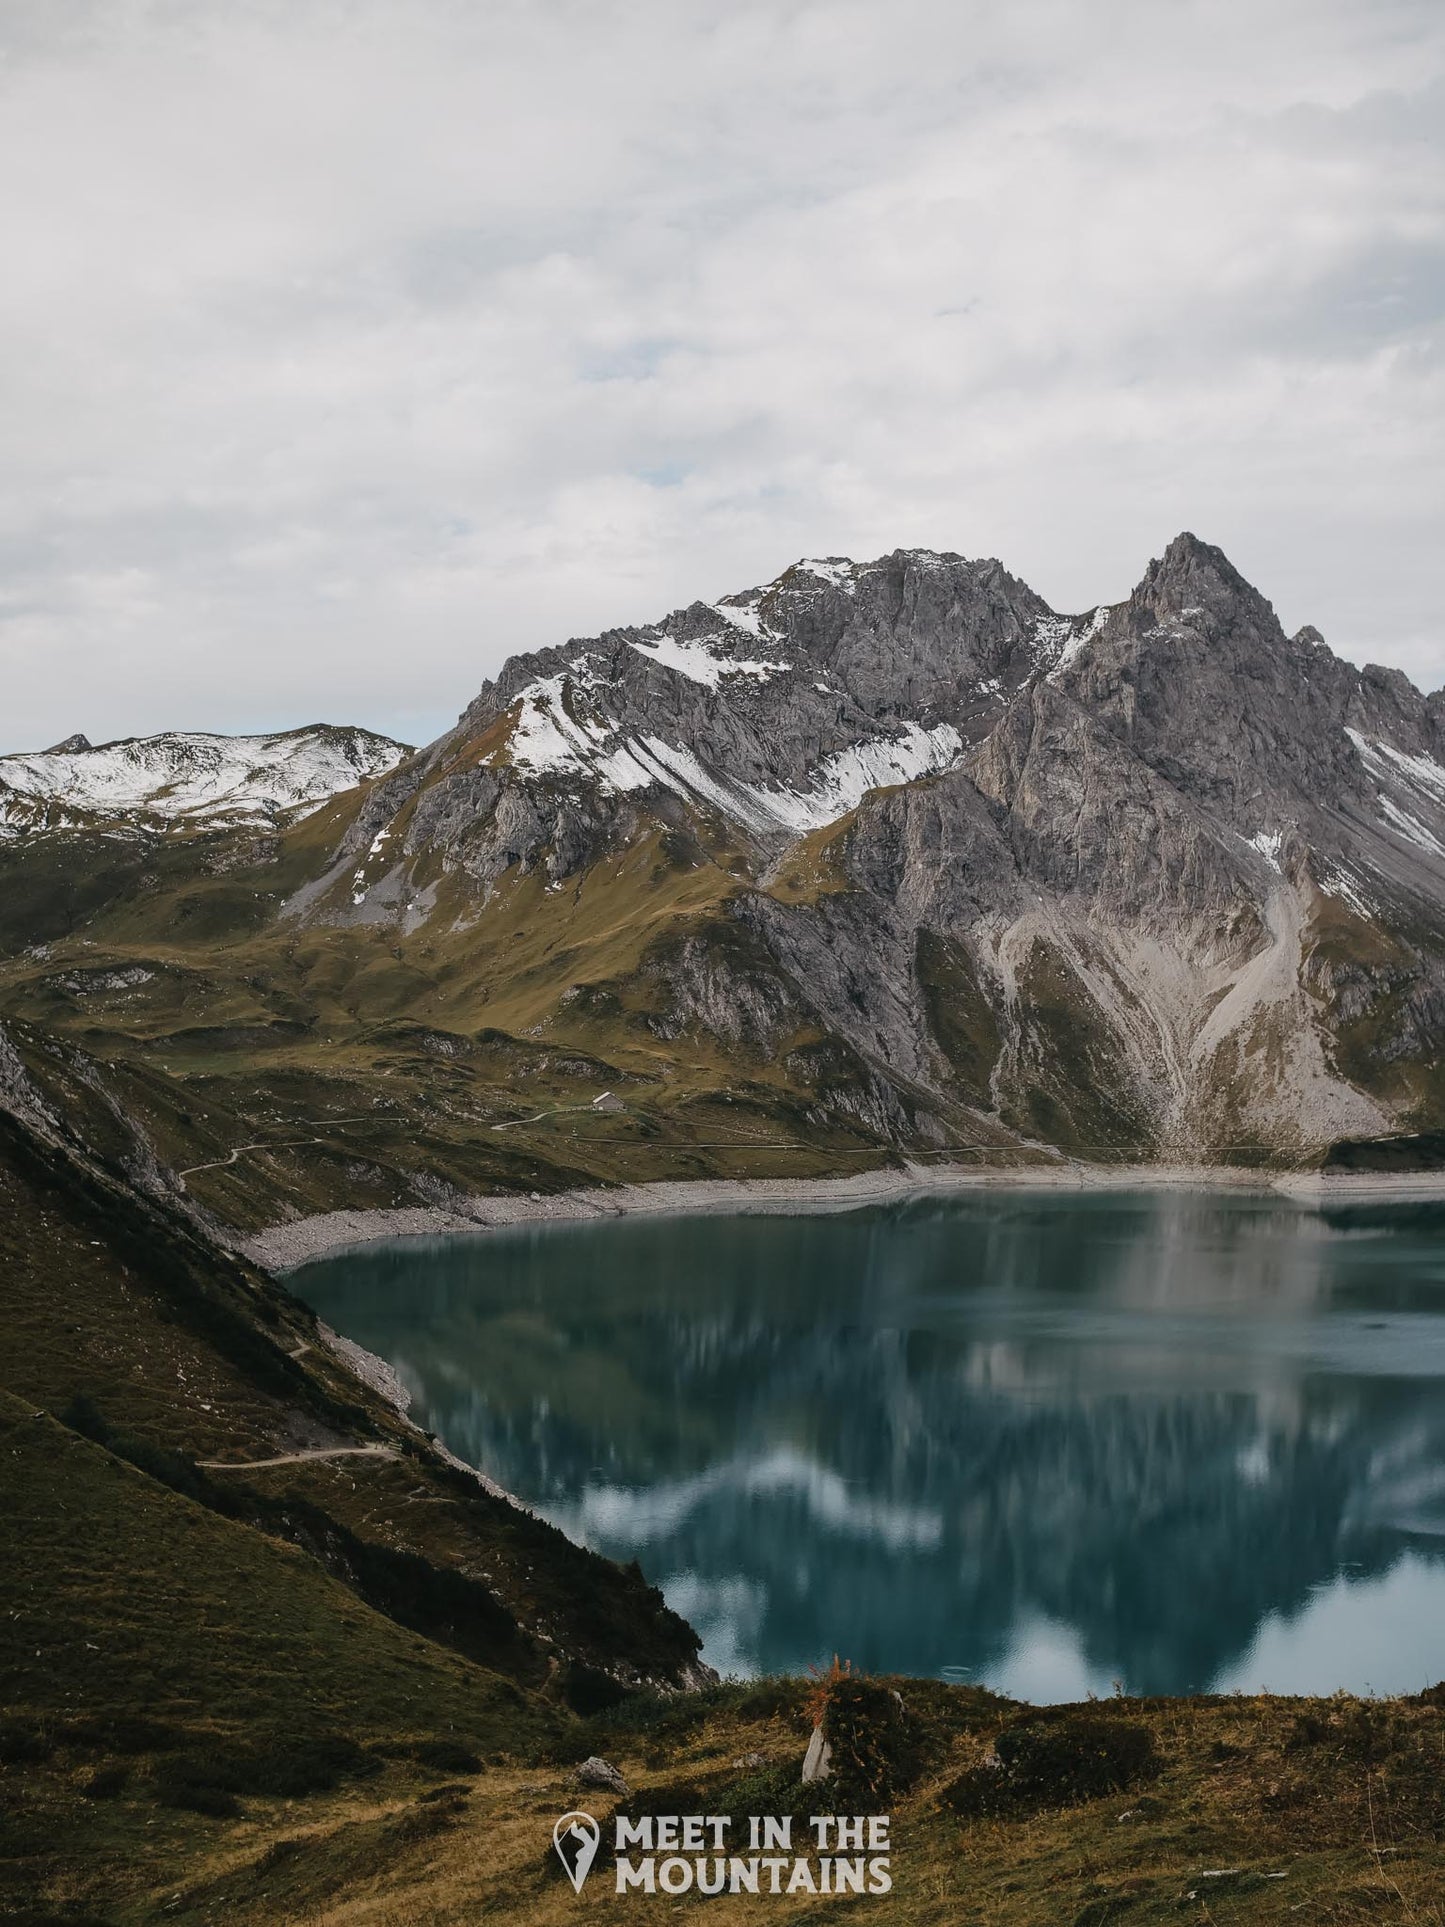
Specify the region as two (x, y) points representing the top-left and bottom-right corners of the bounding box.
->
(0, 724), (409, 837)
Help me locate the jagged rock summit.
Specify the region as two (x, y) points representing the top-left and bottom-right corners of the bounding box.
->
(325, 545), (1114, 901)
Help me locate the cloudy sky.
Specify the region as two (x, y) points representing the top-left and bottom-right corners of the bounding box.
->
(1, 0), (1441, 754)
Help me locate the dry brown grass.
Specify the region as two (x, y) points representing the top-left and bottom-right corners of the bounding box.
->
(43, 1686), (1434, 1926)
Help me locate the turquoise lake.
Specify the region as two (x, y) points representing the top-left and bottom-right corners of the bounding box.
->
(291, 1190), (1445, 1700)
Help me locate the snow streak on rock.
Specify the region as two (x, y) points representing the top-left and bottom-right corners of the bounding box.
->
(499, 660), (962, 835)
(1346, 729), (1445, 859)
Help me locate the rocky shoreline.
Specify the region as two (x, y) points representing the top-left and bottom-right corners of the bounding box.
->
(239, 1159), (1445, 1272)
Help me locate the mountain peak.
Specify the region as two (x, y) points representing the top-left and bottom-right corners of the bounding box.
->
(1156, 530), (1252, 591)
(44, 732), (92, 755)
(1124, 532), (1275, 637)
(1161, 529), (1217, 562)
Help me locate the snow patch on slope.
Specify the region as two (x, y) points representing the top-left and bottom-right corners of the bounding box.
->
(756, 722), (963, 831)
(628, 634), (789, 688)
(1348, 730), (1445, 803)
(596, 723), (962, 833)
(795, 558), (857, 593)
(710, 595), (766, 638)
(1039, 605), (1111, 680)
(1316, 862), (1375, 917)
(1377, 796), (1445, 858)
(507, 676), (612, 771)
(599, 737), (787, 835)
(1246, 829), (1286, 872)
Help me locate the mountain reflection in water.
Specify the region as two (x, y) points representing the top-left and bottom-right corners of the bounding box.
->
(293, 1190), (1445, 1698)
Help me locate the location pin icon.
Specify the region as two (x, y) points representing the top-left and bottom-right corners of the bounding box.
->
(553, 1810), (601, 1893)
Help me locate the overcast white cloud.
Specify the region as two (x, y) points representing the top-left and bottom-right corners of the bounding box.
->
(0, 0), (1441, 752)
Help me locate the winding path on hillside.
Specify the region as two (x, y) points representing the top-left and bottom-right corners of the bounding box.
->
(196, 1443), (399, 1471)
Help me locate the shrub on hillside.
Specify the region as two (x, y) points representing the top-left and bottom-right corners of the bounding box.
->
(0, 1720), (53, 1765)
(80, 1764), (130, 1800)
(561, 1662), (632, 1717)
(155, 1778), (243, 1819)
(806, 1659), (933, 1808)
(67, 1714), (190, 1755)
(150, 1728), (377, 1814)
(943, 1716), (1160, 1818)
(411, 1739), (482, 1775)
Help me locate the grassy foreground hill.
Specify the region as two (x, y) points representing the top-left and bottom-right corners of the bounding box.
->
(6, 1403), (1445, 1927)
(0, 1035), (705, 1921)
(1, 1018), (1443, 1923)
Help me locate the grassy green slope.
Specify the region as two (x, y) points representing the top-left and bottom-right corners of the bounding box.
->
(0, 1392), (555, 1912)
(8, 770), (1445, 1216)
(0, 1095), (698, 1674)
(0, 1074), (709, 1920)
(0, 808), (933, 1231)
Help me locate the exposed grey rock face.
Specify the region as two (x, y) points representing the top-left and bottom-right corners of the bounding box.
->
(0, 1019), (224, 1232)
(308, 534), (1445, 1162)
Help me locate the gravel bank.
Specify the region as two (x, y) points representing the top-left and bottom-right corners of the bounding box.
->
(238, 1160), (1445, 1272)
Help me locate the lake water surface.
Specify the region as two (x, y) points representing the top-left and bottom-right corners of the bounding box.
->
(292, 1190), (1445, 1700)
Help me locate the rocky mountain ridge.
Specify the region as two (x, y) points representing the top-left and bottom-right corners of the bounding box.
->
(275, 533), (1443, 1163)
(2, 532), (1442, 1193)
(360, 548), (1111, 890)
